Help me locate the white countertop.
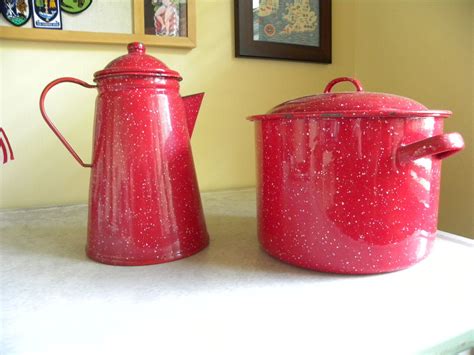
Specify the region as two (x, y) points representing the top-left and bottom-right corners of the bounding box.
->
(1, 189), (473, 355)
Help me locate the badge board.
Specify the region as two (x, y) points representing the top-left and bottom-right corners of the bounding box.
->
(0, 0), (196, 48)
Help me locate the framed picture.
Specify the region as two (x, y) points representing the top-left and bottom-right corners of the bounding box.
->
(234, 0), (331, 63)
(0, 0), (196, 48)
(144, 0), (188, 37)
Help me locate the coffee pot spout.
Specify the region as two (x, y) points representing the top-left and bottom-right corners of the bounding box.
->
(182, 93), (204, 137)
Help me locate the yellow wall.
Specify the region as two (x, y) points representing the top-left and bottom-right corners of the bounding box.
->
(354, 0), (473, 237)
(0, 0), (356, 208)
(1, 0), (472, 237)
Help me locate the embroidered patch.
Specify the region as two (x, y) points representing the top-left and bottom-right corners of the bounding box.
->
(1, 0), (32, 27)
(32, 0), (62, 29)
(60, 0), (91, 14)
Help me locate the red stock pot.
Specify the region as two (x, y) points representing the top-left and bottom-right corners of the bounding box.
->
(248, 77), (464, 274)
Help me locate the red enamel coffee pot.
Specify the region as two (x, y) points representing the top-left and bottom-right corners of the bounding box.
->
(40, 42), (209, 265)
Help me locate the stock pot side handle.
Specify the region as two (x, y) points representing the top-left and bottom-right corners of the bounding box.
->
(397, 132), (465, 164)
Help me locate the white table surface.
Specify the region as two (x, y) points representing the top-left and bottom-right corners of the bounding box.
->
(1, 189), (473, 355)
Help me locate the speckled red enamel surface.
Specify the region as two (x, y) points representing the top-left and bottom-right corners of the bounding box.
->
(249, 77), (464, 274)
(41, 43), (209, 265)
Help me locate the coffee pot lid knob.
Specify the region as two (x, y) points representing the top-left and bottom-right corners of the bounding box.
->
(127, 42), (146, 54)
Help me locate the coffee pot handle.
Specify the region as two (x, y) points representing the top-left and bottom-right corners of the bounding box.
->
(40, 77), (97, 168)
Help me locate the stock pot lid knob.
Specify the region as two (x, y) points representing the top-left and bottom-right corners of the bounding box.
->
(324, 77), (364, 93)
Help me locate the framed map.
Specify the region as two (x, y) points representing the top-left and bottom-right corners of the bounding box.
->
(235, 0), (331, 63)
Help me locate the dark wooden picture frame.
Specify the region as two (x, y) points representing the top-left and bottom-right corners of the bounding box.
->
(234, 0), (331, 63)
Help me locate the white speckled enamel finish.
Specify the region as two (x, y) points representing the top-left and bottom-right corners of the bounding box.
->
(249, 77), (464, 274)
(40, 43), (209, 266)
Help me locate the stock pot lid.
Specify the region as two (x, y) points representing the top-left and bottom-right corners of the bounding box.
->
(249, 77), (451, 121)
(94, 42), (182, 80)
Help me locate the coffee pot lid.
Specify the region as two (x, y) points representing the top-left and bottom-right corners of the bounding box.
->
(94, 42), (182, 80)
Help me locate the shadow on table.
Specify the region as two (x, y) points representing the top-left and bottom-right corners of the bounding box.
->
(1, 213), (348, 283)
(179, 214), (347, 281)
